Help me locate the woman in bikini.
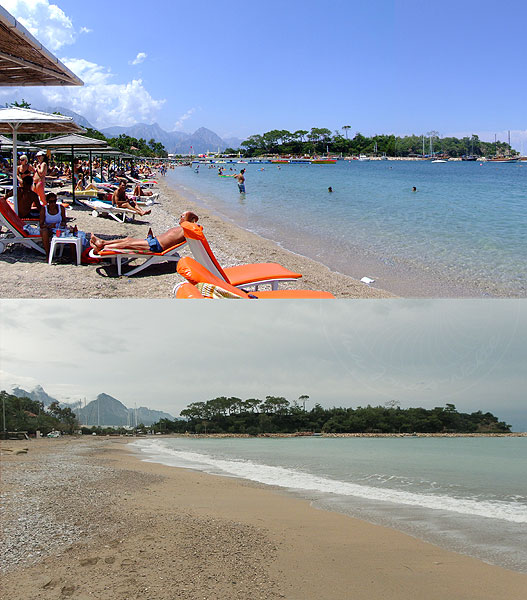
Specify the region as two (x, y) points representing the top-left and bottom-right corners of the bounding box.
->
(16, 154), (35, 186)
(39, 192), (66, 257)
(33, 151), (48, 205)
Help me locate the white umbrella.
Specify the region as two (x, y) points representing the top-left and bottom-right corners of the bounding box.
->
(37, 133), (108, 203)
(0, 107), (84, 213)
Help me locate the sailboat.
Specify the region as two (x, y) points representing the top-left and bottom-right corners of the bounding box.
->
(488, 131), (518, 163)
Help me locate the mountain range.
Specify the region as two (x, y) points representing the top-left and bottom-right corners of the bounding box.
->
(101, 124), (243, 154)
(42, 105), (243, 154)
(10, 385), (173, 427)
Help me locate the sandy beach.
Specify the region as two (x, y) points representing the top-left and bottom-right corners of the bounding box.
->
(1, 436), (525, 600)
(0, 177), (394, 299)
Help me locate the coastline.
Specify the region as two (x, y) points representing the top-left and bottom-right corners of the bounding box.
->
(165, 167), (525, 299)
(2, 437), (526, 599)
(0, 177), (393, 299)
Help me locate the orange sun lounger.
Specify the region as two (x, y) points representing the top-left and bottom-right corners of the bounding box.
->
(174, 256), (335, 299)
(0, 197), (45, 255)
(180, 220), (302, 290)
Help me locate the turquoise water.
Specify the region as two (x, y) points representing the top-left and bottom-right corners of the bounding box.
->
(133, 436), (527, 572)
(166, 161), (527, 297)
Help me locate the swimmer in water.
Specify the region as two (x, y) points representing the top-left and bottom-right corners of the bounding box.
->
(328, 186), (333, 193)
(412, 186), (417, 192)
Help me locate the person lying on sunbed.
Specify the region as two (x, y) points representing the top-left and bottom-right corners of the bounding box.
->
(112, 180), (151, 216)
(90, 210), (198, 254)
(133, 183), (153, 197)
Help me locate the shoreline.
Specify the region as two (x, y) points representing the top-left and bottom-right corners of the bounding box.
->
(1, 437), (526, 599)
(0, 176), (393, 298)
(139, 432), (527, 438)
(164, 168), (523, 299)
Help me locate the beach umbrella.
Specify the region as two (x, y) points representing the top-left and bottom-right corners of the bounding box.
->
(0, 107), (84, 213)
(0, 6), (83, 87)
(36, 133), (108, 204)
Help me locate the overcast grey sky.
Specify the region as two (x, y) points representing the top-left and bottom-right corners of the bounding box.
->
(0, 300), (525, 430)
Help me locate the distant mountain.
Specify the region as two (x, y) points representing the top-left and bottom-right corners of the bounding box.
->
(10, 386), (173, 427)
(101, 122), (188, 150)
(43, 106), (94, 130)
(75, 393), (173, 427)
(100, 123), (243, 154)
(12, 384), (57, 407)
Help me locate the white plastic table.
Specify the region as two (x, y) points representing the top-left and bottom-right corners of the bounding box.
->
(48, 234), (82, 265)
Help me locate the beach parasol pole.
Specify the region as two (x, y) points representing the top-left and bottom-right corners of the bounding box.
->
(11, 123), (19, 213)
(71, 145), (75, 204)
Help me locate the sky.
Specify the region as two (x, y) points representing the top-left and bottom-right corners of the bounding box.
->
(0, 299), (525, 431)
(1, 0), (527, 149)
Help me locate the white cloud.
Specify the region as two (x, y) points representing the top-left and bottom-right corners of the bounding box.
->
(130, 52), (147, 65)
(0, 56), (165, 128)
(79, 26), (92, 34)
(173, 107), (196, 130)
(2, 0), (83, 51)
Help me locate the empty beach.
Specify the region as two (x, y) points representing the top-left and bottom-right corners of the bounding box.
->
(1, 436), (525, 600)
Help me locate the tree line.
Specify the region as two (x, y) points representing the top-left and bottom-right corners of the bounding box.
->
(228, 128), (516, 158)
(152, 396), (511, 435)
(1, 390), (79, 436)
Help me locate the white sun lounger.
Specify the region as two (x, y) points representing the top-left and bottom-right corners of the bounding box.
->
(78, 198), (139, 223)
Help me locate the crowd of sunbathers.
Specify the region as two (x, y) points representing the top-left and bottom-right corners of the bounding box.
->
(1, 152), (182, 259)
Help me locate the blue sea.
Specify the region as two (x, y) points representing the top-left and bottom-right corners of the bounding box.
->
(166, 161), (527, 297)
(132, 436), (527, 573)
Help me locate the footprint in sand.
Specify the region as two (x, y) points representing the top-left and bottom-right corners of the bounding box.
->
(79, 556), (99, 566)
(61, 583), (76, 596)
(104, 556), (116, 564)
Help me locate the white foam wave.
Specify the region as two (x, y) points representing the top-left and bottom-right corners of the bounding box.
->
(131, 440), (527, 524)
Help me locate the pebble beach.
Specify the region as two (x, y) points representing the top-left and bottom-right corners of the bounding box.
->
(1, 436), (526, 600)
(0, 177), (394, 299)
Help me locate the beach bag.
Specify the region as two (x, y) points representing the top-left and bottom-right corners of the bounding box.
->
(81, 247), (101, 264)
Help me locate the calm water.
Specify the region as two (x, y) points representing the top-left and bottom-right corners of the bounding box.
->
(166, 161), (527, 297)
(132, 436), (527, 573)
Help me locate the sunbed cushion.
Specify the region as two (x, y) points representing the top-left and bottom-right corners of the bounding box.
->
(177, 257), (247, 296)
(180, 221), (229, 279)
(223, 263), (302, 286)
(174, 282), (206, 299)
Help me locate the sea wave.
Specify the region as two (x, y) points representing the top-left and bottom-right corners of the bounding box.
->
(131, 439), (527, 524)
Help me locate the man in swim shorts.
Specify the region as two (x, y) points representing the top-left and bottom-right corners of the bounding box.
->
(112, 179), (151, 216)
(90, 211), (198, 254)
(234, 169), (246, 193)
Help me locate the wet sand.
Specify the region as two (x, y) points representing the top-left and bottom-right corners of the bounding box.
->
(1, 436), (526, 600)
(0, 177), (393, 298)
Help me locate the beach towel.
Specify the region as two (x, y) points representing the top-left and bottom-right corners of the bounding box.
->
(196, 282), (244, 299)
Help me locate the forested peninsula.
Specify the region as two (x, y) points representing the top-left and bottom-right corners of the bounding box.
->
(231, 128), (516, 158)
(153, 398), (511, 435)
